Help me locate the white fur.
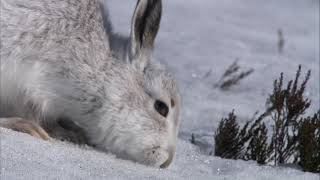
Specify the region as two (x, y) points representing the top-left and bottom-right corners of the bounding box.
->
(0, 0), (180, 168)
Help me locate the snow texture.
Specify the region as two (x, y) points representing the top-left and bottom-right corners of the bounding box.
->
(1, 128), (318, 180)
(1, 0), (319, 179)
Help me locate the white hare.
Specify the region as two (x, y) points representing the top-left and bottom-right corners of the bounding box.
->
(0, 0), (180, 168)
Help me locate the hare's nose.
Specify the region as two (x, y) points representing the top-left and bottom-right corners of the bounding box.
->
(160, 148), (174, 168)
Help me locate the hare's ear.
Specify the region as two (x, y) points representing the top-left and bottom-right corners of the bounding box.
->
(129, 0), (162, 68)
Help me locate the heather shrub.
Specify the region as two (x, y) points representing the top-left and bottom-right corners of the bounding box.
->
(214, 65), (319, 173)
(297, 111), (320, 172)
(215, 60), (254, 90)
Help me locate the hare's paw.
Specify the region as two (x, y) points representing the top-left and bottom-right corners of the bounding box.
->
(47, 119), (88, 144)
(0, 117), (51, 140)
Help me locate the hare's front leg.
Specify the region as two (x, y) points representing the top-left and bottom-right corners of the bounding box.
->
(46, 119), (88, 144)
(0, 117), (51, 140)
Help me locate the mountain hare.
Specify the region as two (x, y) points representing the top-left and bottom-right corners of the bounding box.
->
(0, 0), (180, 168)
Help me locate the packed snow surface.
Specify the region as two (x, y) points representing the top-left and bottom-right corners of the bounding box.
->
(1, 0), (319, 179)
(1, 128), (318, 180)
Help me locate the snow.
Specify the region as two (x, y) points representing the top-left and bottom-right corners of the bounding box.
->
(1, 0), (319, 179)
(1, 128), (318, 180)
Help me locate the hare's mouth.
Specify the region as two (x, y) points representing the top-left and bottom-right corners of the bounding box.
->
(139, 146), (175, 168)
(159, 149), (174, 168)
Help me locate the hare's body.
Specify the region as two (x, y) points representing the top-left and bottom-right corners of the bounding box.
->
(0, 0), (180, 168)
(1, 0), (111, 123)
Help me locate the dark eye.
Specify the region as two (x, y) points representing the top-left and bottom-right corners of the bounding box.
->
(154, 100), (169, 117)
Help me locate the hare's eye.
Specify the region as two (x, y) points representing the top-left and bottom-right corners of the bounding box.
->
(154, 100), (169, 118)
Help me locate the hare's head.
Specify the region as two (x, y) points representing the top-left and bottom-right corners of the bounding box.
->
(91, 0), (180, 168)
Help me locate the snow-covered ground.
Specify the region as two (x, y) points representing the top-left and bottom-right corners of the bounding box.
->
(1, 128), (318, 180)
(1, 0), (319, 179)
